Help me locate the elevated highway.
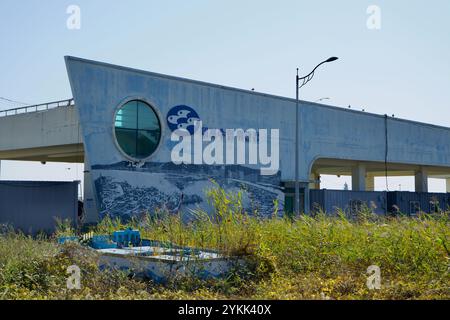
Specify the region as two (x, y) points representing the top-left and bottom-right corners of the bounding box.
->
(0, 99), (84, 163)
(0, 98), (449, 196)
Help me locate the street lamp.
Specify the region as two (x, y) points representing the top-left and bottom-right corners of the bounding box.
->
(294, 57), (338, 215)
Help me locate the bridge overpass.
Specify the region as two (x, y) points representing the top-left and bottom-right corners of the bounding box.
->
(0, 99), (84, 163)
(0, 100), (99, 223)
(1, 98), (450, 193)
(1, 95), (450, 221)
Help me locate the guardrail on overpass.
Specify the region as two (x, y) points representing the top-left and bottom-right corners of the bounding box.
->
(0, 99), (74, 118)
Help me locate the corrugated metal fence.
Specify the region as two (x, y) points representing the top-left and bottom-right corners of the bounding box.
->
(310, 189), (387, 216)
(310, 189), (450, 216)
(0, 181), (79, 234)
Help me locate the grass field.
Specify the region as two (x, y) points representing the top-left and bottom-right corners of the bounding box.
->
(0, 187), (449, 300)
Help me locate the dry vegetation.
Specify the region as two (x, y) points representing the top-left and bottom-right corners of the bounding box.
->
(0, 187), (449, 300)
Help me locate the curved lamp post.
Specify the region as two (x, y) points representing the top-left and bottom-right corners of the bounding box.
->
(294, 57), (338, 215)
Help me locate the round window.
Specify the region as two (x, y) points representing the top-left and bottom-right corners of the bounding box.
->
(114, 100), (161, 160)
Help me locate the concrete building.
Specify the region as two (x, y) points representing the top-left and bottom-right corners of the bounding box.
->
(1, 56), (450, 223)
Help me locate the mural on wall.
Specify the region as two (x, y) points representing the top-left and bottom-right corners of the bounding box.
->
(92, 103), (284, 220)
(92, 162), (283, 220)
(65, 57), (285, 222)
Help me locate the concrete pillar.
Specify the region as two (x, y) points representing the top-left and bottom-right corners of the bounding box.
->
(366, 175), (375, 191)
(315, 175), (321, 190)
(446, 178), (450, 193)
(352, 164), (367, 191)
(309, 173), (321, 190)
(415, 168), (428, 193)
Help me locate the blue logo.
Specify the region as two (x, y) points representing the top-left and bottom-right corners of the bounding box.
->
(167, 105), (200, 135)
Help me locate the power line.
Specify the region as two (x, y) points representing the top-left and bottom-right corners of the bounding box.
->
(0, 97), (29, 105)
(0, 97), (30, 111)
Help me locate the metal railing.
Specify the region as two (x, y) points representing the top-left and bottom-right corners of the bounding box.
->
(0, 98), (74, 118)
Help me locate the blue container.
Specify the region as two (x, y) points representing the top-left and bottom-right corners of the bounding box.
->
(91, 235), (117, 249)
(112, 229), (141, 247)
(387, 192), (450, 216)
(310, 189), (387, 216)
(58, 236), (79, 244)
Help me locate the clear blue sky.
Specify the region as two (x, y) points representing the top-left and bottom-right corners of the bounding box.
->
(1, 0), (449, 191)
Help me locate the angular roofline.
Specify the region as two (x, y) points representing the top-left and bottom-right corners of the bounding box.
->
(65, 56), (450, 132)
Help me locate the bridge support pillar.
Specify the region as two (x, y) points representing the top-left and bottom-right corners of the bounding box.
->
(309, 173), (321, 190)
(352, 164), (367, 191)
(366, 175), (375, 191)
(415, 168), (429, 193)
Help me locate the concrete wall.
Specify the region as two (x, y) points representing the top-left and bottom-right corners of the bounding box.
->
(65, 56), (450, 219)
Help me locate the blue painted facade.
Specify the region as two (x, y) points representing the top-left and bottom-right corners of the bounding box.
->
(65, 57), (450, 220)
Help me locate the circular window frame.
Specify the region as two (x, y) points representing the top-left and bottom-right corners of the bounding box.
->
(112, 97), (164, 162)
